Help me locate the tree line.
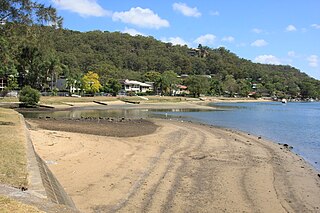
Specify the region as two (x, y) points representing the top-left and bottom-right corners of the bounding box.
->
(1, 1), (320, 99)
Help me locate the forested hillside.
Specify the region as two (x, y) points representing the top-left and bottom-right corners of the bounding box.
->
(1, 23), (320, 98)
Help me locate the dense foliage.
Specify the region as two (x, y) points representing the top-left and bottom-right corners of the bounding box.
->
(0, 1), (319, 99)
(19, 85), (40, 107)
(186, 76), (210, 97)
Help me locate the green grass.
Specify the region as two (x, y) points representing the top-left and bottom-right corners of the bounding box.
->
(0, 108), (28, 188)
(118, 96), (186, 103)
(40, 95), (187, 105)
(144, 96), (186, 103)
(0, 95), (190, 105)
(39, 96), (118, 105)
(0, 195), (43, 213)
(0, 97), (18, 103)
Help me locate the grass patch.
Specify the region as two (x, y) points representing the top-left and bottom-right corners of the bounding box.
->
(39, 96), (118, 105)
(0, 195), (43, 213)
(0, 95), (189, 105)
(0, 108), (28, 188)
(119, 96), (186, 103)
(144, 96), (186, 103)
(0, 97), (18, 103)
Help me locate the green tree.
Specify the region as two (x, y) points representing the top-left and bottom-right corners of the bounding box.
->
(81, 71), (102, 95)
(300, 82), (318, 98)
(103, 78), (122, 96)
(222, 75), (238, 97)
(286, 82), (300, 98)
(160, 70), (179, 95)
(19, 85), (40, 107)
(209, 78), (223, 96)
(144, 71), (161, 82)
(186, 76), (210, 97)
(0, 0), (62, 27)
(17, 45), (47, 90)
(237, 79), (251, 97)
(43, 53), (61, 91)
(144, 71), (161, 93)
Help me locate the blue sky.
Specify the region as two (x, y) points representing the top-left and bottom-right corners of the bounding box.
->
(43, 0), (320, 79)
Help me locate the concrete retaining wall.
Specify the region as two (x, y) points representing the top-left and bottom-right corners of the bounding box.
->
(21, 114), (77, 210)
(35, 152), (76, 208)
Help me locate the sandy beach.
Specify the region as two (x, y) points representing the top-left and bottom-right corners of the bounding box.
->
(27, 116), (320, 213)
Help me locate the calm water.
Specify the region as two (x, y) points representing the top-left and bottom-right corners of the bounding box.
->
(21, 102), (320, 171)
(21, 107), (207, 119)
(165, 102), (320, 171)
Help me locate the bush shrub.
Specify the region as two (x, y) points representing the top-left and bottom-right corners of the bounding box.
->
(19, 86), (40, 107)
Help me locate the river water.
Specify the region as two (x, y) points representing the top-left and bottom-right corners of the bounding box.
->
(21, 102), (320, 171)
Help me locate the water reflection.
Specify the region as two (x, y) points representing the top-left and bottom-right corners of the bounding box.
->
(20, 107), (211, 119)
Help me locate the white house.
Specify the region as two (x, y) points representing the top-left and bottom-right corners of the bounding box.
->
(120, 79), (153, 94)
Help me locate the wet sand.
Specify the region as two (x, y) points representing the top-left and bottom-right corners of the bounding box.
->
(28, 118), (320, 213)
(28, 118), (158, 137)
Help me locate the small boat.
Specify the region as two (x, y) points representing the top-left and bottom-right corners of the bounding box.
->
(281, 98), (287, 104)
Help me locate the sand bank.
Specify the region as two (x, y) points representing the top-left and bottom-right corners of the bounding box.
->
(29, 118), (320, 213)
(34, 97), (271, 111)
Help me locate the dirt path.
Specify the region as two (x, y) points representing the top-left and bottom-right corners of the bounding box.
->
(29, 119), (320, 213)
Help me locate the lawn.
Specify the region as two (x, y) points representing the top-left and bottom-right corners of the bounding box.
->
(0, 108), (28, 188)
(0, 195), (43, 213)
(0, 95), (188, 105)
(39, 96), (118, 105)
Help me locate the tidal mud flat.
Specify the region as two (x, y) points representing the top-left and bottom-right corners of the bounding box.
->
(28, 117), (320, 213)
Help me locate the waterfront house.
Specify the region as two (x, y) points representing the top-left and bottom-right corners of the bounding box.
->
(120, 79), (153, 94)
(173, 84), (189, 95)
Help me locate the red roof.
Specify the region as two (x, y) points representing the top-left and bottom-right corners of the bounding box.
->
(177, 85), (187, 89)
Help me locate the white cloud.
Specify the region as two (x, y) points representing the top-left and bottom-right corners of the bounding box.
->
(194, 34), (216, 45)
(252, 28), (262, 34)
(286, 24), (297, 32)
(311, 24), (320, 29)
(221, 36), (235, 43)
(52, 0), (110, 17)
(112, 7), (169, 29)
(210, 11), (220, 16)
(288, 51), (296, 57)
(251, 39), (268, 47)
(161, 37), (189, 46)
(307, 55), (318, 67)
(122, 27), (145, 36)
(254, 55), (282, 65)
(172, 3), (201, 17)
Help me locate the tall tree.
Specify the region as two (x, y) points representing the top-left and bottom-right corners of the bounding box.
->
(144, 71), (161, 93)
(81, 71), (102, 95)
(0, 0), (62, 91)
(186, 75), (210, 97)
(0, 0), (62, 27)
(222, 75), (239, 97)
(160, 70), (179, 95)
(103, 78), (122, 96)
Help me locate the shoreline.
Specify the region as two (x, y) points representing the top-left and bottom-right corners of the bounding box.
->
(175, 117), (320, 173)
(2, 96), (272, 111)
(28, 116), (320, 212)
